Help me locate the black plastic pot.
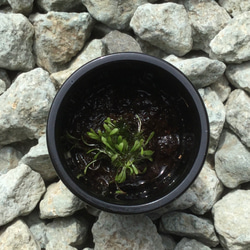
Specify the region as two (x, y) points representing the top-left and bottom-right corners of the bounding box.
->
(47, 53), (209, 214)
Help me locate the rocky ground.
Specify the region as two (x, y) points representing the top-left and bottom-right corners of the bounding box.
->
(0, 0), (250, 249)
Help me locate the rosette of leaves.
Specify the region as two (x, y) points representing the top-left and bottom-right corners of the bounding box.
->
(81, 116), (155, 184)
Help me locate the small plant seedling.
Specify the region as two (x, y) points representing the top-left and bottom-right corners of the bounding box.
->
(84, 116), (154, 184)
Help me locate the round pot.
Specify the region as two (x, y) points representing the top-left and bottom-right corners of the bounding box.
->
(47, 52), (209, 214)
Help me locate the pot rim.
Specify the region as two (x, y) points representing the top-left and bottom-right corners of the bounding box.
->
(47, 52), (209, 214)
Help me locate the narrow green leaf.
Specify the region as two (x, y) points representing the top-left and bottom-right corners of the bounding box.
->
(131, 140), (141, 152)
(145, 131), (155, 146)
(103, 123), (111, 133)
(115, 167), (126, 183)
(111, 153), (118, 162)
(110, 128), (119, 135)
(143, 150), (154, 156)
(115, 142), (124, 153)
(118, 135), (123, 144)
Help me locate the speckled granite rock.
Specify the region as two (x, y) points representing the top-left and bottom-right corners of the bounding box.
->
(7, 0), (33, 14)
(130, 3), (192, 56)
(0, 68), (56, 145)
(0, 164), (45, 226)
(30, 11), (95, 73)
(212, 190), (250, 250)
(175, 237), (212, 250)
(219, 0), (250, 17)
(92, 212), (165, 250)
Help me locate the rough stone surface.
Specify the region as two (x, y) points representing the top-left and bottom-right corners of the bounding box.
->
(50, 39), (106, 87)
(0, 219), (40, 249)
(199, 87), (226, 154)
(225, 89), (250, 148)
(102, 30), (142, 54)
(210, 76), (231, 103)
(225, 61), (250, 94)
(209, 11), (250, 63)
(215, 130), (250, 188)
(0, 79), (5, 95)
(164, 55), (226, 89)
(0, 164), (45, 226)
(175, 237), (212, 250)
(7, 0), (33, 14)
(0, 68), (56, 145)
(82, 0), (152, 30)
(219, 0), (250, 17)
(46, 216), (89, 248)
(20, 134), (57, 181)
(46, 241), (78, 250)
(30, 11), (95, 73)
(159, 212), (219, 247)
(212, 190), (250, 250)
(160, 234), (176, 250)
(0, 146), (23, 175)
(187, 1), (231, 53)
(92, 212), (165, 250)
(37, 0), (85, 12)
(39, 180), (86, 219)
(130, 3), (192, 56)
(0, 13), (35, 71)
(0, 69), (11, 89)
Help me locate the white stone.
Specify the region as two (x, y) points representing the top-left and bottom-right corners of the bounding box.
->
(219, 0), (250, 17)
(209, 11), (250, 63)
(212, 190), (250, 249)
(225, 61), (250, 94)
(0, 164), (45, 226)
(215, 130), (250, 188)
(0, 219), (40, 249)
(30, 11), (95, 73)
(0, 68), (56, 145)
(20, 134), (57, 181)
(39, 180), (86, 219)
(7, 0), (33, 14)
(0, 13), (35, 70)
(130, 3), (192, 56)
(164, 55), (226, 89)
(199, 87), (226, 154)
(175, 237), (212, 250)
(225, 89), (250, 148)
(210, 76), (231, 103)
(92, 212), (165, 250)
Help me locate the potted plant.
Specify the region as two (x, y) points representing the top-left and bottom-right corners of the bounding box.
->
(47, 53), (209, 214)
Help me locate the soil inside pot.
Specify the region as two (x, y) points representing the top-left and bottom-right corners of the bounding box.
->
(63, 81), (195, 201)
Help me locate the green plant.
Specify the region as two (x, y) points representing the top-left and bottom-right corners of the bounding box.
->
(80, 116), (155, 184)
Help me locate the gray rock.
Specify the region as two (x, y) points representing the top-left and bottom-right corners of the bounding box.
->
(190, 161), (224, 215)
(20, 134), (57, 181)
(82, 0), (151, 30)
(215, 130), (250, 188)
(25, 210), (48, 248)
(225, 62), (250, 94)
(212, 190), (250, 250)
(46, 216), (89, 248)
(164, 55), (226, 89)
(37, 0), (85, 12)
(46, 241), (78, 250)
(219, 0), (250, 17)
(0, 68), (56, 145)
(102, 30), (142, 54)
(92, 212), (165, 250)
(198, 87), (226, 154)
(0, 13), (35, 71)
(39, 180), (86, 219)
(187, 1), (231, 53)
(0, 164), (45, 226)
(50, 39), (106, 87)
(160, 234), (176, 250)
(0, 219), (40, 249)
(210, 76), (231, 103)
(130, 3), (192, 56)
(225, 89), (250, 148)
(0, 0), (8, 6)
(7, 0), (33, 14)
(0, 146), (23, 175)
(209, 11), (250, 63)
(159, 212), (219, 247)
(175, 237), (212, 250)
(30, 11), (95, 73)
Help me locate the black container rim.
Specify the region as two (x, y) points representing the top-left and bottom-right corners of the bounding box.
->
(47, 52), (209, 214)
